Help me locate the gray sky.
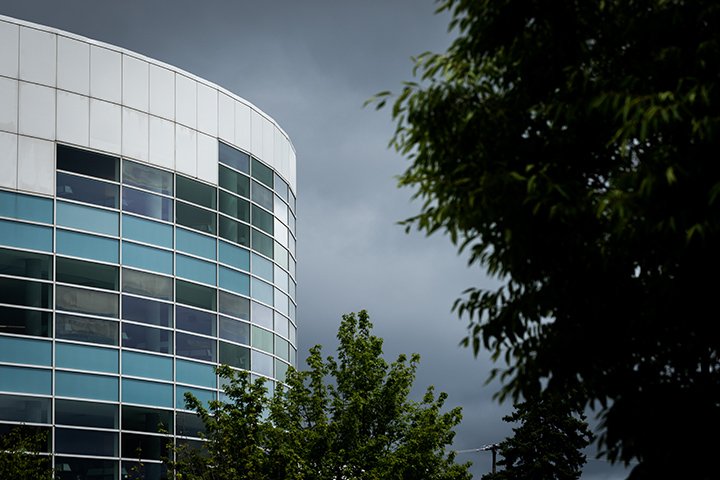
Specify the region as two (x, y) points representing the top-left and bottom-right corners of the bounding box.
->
(1, 1), (628, 478)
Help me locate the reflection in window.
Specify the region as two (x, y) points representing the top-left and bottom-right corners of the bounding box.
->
(176, 306), (216, 336)
(251, 229), (273, 258)
(219, 142), (249, 173)
(122, 268), (173, 301)
(123, 160), (173, 195)
(0, 277), (52, 309)
(251, 204), (274, 235)
(251, 180), (273, 211)
(0, 394), (50, 423)
(56, 428), (118, 457)
(0, 247), (52, 280)
(122, 405), (173, 433)
(219, 342), (249, 370)
(176, 332), (216, 362)
(219, 291), (249, 320)
(122, 323), (172, 355)
(55, 399), (118, 429)
(219, 317), (250, 345)
(274, 174), (289, 202)
(251, 301), (273, 330)
(251, 350), (274, 378)
(176, 202), (216, 234)
(55, 457), (117, 480)
(251, 158), (273, 189)
(121, 461), (167, 480)
(176, 280), (216, 311)
(122, 186), (173, 221)
(55, 313), (118, 345)
(219, 165), (250, 198)
(122, 432), (167, 460)
(56, 172), (119, 208)
(56, 257), (119, 291)
(57, 144), (119, 181)
(176, 411), (206, 438)
(56, 286), (119, 318)
(122, 295), (173, 328)
(219, 215), (249, 247)
(219, 190), (249, 222)
(177, 176), (217, 209)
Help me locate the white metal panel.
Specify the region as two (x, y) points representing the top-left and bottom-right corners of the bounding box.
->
(280, 135), (290, 184)
(148, 115), (175, 170)
(218, 93), (234, 144)
(89, 98), (121, 154)
(197, 132), (218, 185)
(18, 82), (55, 140)
(0, 77), (18, 133)
(234, 101), (251, 152)
(90, 46), (121, 103)
(251, 109), (263, 159)
(57, 36), (90, 95)
(273, 128), (283, 175)
(175, 74), (196, 129)
(0, 131), (18, 189)
(0, 20), (19, 78)
(197, 83), (217, 137)
(175, 124), (197, 177)
(262, 117), (274, 168)
(19, 26), (56, 87)
(56, 91), (89, 147)
(17, 135), (54, 195)
(122, 54), (149, 111)
(122, 107), (149, 162)
(149, 64), (174, 120)
(288, 147), (297, 193)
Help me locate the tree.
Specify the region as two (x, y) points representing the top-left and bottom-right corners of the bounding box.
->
(378, 1), (720, 478)
(482, 394), (593, 480)
(0, 426), (54, 480)
(167, 311), (471, 480)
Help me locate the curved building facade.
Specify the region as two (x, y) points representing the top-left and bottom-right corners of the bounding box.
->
(0, 15), (297, 480)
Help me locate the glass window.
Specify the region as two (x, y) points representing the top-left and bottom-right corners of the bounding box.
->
(57, 201), (119, 236)
(251, 302), (273, 330)
(251, 158), (273, 189)
(122, 242), (173, 275)
(55, 399), (118, 429)
(251, 229), (273, 258)
(219, 190), (249, 222)
(176, 227), (216, 260)
(176, 359), (215, 388)
(176, 386), (215, 410)
(219, 215), (249, 247)
(219, 291), (249, 320)
(0, 365), (50, 394)
(274, 313), (289, 338)
(274, 195), (288, 224)
(0, 190), (52, 223)
(251, 277), (273, 306)
(0, 277), (52, 308)
(122, 351), (172, 381)
(122, 432), (167, 460)
(219, 317), (250, 345)
(176, 411), (205, 438)
(55, 457), (117, 480)
(275, 241), (289, 270)
(56, 428), (118, 457)
(177, 176), (216, 209)
(122, 295), (173, 328)
(56, 313), (118, 345)
(122, 405), (173, 433)
(275, 336), (289, 362)
(56, 257), (119, 291)
(0, 394), (50, 423)
(251, 326), (274, 354)
(290, 191), (296, 214)
(176, 280), (216, 311)
(123, 160), (173, 195)
(121, 462), (167, 480)
(251, 350), (273, 378)
(122, 186), (173, 221)
(219, 267), (249, 296)
(176, 202), (216, 234)
(0, 336), (51, 366)
(218, 241), (249, 271)
(274, 265), (289, 292)
(219, 165), (250, 197)
(0, 247), (51, 279)
(251, 205), (273, 235)
(251, 180), (273, 211)
(274, 174), (289, 202)
(219, 142), (249, 173)
(122, 214), (173, 248)
(122, 268), (173, 301)
(122, 379), (173, 408)
(275, 359), (289, 382)
(0, 305), (50, 339)
(275, 289), (289, 316)
(55, 371), (118, 401)
(122, 323), (172, 355)
(56, 229), (119, 263)
(176, 306), (216, 336)
(57, 144), (119, 181)
(176, 254), (216, 286)
(57, 172), (119, 208)
(56, 343), (118, 373)
(176, 332), (216, 362)
(0, 219), (52, 253)
(251, 253), (273, 282)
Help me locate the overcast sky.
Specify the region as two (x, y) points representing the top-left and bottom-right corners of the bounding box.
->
(1, 2), (628, 478)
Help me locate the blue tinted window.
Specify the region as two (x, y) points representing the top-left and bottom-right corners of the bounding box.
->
(56, 172), (119, 208)
(0, 190), (52, 223)
(176, 359), (215, 388)
(122, 295), (173, 328)
(251, 277), (274, 306)
(176, 228), (216, 260)
(177, 254), (216, 286)
(0, 366), (51, 394)
(0, 394), (51, 423)
(219, 267), (249, 296)
(219, 142), (249, 173)
(122, 379), (173, 408)
(56, 343), (118, 373)
(122, 215), (173, 248)
(177, 386), (215, 410)
(219, 317), (250, 344)
(122, 323), (173, 355)
(251, 350), (274, 378)
(123, 160), (173, 195)
(218, 241), (249, 271)
(122, 242), (173, 275)
(176, 306), (216, 336)
(251, 253), (273, 282)
(122, 186), (173, 221)
(55, 371), (118, 401)
(56, 229), (119, 263)
(0, 219), (53, 252)
(57, 201), (119, 236)
(122, 351), (172, 381)
(176, 332), (216, 362)
(0, 337), (51, 366)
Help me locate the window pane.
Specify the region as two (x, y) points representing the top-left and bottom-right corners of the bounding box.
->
(275, 289), (288, 316)
(275, 359), (289, 382)
(122, 405), (173, 433)
(275, 336), (289, 362)
(0, 365), (50, 394)
(122, 242), (173, 275)
(0, 336), (51, 365)
(274, 195), (288, 223)
(274, 174), (289, 202)
(56, 229), (119, 263)
(176, 280), (216, 311)
(56, 343), (118, 373)
(57, 201), (119, 236)
(123, 159), (173, 195)
(122, 379), (173, 408)
(121, 462), (167, 480)
(122, 432), (167, 460)
(0, 277), (52, 308)
(122, 268), (173, 301)
(0, 190), (52, 223)
(56, 313), (118, 345)
(0, 219), (53, 252)
(57, 172), (119, 208)
(57, 257), (119, 291)
(219, 342), (250, 370)
(122, 323), (172, 355)
(122, 351), (172, 381)
(176, 412), (205, 437)
(122, 214), (173, 248)
(219, 291), (249, 320)
(56, 428), (118, 456)
(251, 350), (273, 377)
(55, 399), (118, 429)
(251, 326), (274, 354)
(176, 306), (216, 336)
(176, 359), (215, 388)
(274, 313), (289, 338)
(57, 286), (118, 317)
(218, 241), (249, 271)
(122, 186), (173, 221)
(251, 205), (273, 235)
(219, 267), (249, 296)
(122, 295), (173, 328)
(251, 229), (273, 258)
(0, 306), (50, 338)
(176, 386), (215, 410)
(219, 215), (249, 247)
(251, 158), (273, 189)
(176, 254), (216, 286)
(55, 457), (117, 480)
(176, 227), (216, 260)
(218, 142), (249, 173)
(177, 176), (216, 209)
(251, 301), (273, 329)
(0, 247), (51, 279)
(251, 180), (273, 211)
(176, 332), (216, 362)
(219, 317), (249, 345)
(0, 394), (50, 423)
(57, 144), (119, 181)
(251, 253), (273, 282)
(251, 277), (273, 306)
(219, 190), (249, 222)
(219, 165), (250, 197)
(55, 371), (118, 401)
(275, 241), (289, 269)
(176, 202), (216, 234)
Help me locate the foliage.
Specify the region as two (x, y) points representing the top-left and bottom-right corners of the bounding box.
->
(0, 426), (54, 480)
(482, 393), (593, 480)
(167, 311), (471, 480)
(378, 1), (720, 478)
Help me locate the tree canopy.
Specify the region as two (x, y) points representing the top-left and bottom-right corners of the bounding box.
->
(168, 311), (471, 480)
(0, 426), (54, 480)
(380, 1), (720, 478)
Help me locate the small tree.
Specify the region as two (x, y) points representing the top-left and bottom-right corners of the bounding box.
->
(0, 426), (54, 480)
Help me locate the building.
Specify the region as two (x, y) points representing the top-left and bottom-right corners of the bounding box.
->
(0, 15), (297, 480)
